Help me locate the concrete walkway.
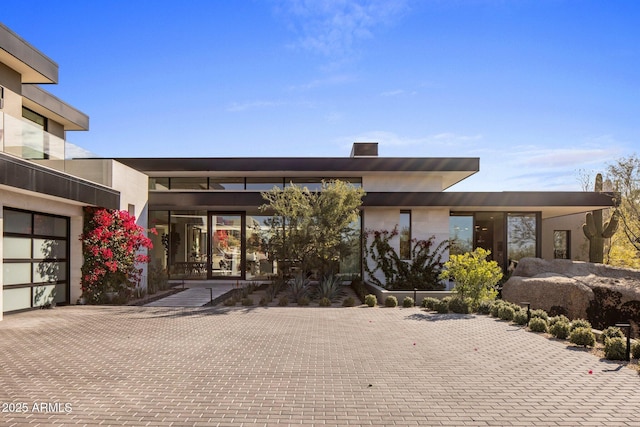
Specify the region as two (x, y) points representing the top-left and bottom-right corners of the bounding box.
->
(1, 306), (638, 426)
(144, 284), (234, 307)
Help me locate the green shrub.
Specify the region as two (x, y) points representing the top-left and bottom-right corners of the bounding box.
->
(439, 247), (502, 303)
(601, 326), (624, 343)
(530, 309), (548, 321)
(402, 297), (414, 308)
(490, 301), (505, 317)
(316, 274), (345, 302)
(435, 299), (449, 314)
(223, 298), (236, 306)
(569, 327), (596, 347)
(604, 337), (627, 360)
(259, 296), (270, 306)
(631, 341), (640, 359)
(241, 297), (254, 306)
(549, 321), (571, 339)
(342, 296), (356, 307)
(513, 311), (528, 326)
(476, 300), (494, 315)
(364, 294), (377, 307)
(570, 319), (592, 332)
(289, 273), (310, 301)
(385, 296), (398, 307)
(528, 317), (548, 333)
(448, 297), (472, 314)
(548, 315), (570, 326)
(318, 297), (332, 307)
(498, 305), (515, 321)
(350, 277), (367, 302)
(278, 296), (289, 306)
(297, 296), (310, 306)
(421, 297), (439, 310)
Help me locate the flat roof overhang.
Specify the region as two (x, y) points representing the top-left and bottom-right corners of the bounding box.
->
(0, 153), (119, 209)
(0, 24), (57, 84)
(147, 190), (617, 219)
(116, 157), (480, 190)
(22, 85), (89, 131)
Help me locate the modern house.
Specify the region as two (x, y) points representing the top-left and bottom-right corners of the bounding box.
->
(0, 23), (148, 320)
(1, 23), (617, 318)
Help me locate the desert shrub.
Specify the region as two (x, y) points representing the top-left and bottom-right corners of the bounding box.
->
(365, 294), (377, 307)
(289, 273), (310, 301)
(318, 297), (332, 307)
(548, 315), (570, 326)
(513, 311), (528, 326)
(278, 296), (289, 306)
(259, 296), (270, 306)
(342, 296), (356, 307)
(477, 299), (494, 315)
(490, 300), (506, 317)
(223, 298), (236, 307)
(570, 319), (592, 332)
(549, 321), (571, 339)
(601, 326), (625, 343)
(402, 297), (414, 308)
(604, 337), (627, 360)
(316, 274), (345, 302)
(530, 309), (548, 321)
(422, 297), (440, 310)
(297, 296), (310, 306)
(448, 297), (472, 314)
(528, 317), (548, 333)
(569, 327), (596, 347)
(631, 341), (640, 359)
(241, 297), (254, 306)
(439, 248), (502, 303)
(498, 305), (515, 322)
(435, 299), (449, 314)
(385, 296), (398, 307)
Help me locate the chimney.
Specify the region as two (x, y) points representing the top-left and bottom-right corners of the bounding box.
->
(350, 142), (378, 157)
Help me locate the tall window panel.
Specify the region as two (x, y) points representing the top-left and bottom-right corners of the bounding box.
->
(399, 211), (411, 260)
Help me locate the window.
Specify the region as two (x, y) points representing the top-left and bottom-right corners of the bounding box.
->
(209, 177), (245, 190)
(507, 213), (537, 262)
(22, 107), (46, 129)
(170, 177), (207, 190)
(449, 215), (473, 256)
(399, 211), (411, 260)
(246, 178), (284, 191)
(553, 230), (570, 259)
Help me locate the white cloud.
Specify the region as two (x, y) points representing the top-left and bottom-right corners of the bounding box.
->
(276, 0), (409, 57)
(226, 100), (282, 112)
(288, 74), (354, 91)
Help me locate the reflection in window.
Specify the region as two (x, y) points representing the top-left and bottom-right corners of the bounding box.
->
(554, 230), (570, 259)
(246, 178), (284, 191)
(211, 215), (242, 277)
(170, 177), (208, 190)
(209, 177), (245, 190)
(168, 211), (208, 279)
(450, 215), (473, 256)
(246, 215), (277, 279)
(507, 213), (537, 262)
(400, 211), (411, 260)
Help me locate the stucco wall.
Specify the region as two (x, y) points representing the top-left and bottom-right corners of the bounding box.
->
(362, 174), (443, 192)
(541, 213), (589, 262)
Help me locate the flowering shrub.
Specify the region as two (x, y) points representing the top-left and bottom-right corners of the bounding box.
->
(80, 207), (155, 303)
(363, 226), (449, 290)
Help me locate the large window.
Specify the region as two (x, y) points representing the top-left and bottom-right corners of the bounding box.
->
(507, 213), (537, 262)
(449, 215), (474, 256)
(399, 211), (411, 260)
(245, 214), (277, 279)
(168, 211), (208, 279)
(211, 214), (243, 277)
(3, 208), (69, 312)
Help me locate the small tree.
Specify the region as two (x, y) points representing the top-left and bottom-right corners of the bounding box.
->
(260, 180), (364, 277)
(439, 247), (502, 303)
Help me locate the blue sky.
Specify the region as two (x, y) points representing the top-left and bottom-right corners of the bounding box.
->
(3, 0), (638, 191)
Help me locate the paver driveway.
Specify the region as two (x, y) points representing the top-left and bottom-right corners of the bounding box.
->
(0, 305), (638, 426)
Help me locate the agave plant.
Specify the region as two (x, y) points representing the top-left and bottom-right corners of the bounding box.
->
(315, 274), (345, 302)
(288, 273), (310, 301)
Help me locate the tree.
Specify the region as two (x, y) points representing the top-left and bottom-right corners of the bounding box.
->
(605, 155), (640, 266)
(260, 180), (365, 277)
(439, 248), (503, 303)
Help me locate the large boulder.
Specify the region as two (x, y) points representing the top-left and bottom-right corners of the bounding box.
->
(502, 258), (640, 336)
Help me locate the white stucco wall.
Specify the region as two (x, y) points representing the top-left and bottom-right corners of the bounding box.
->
(362, 174), (443, 192)
(362, 207), (451, 288)
(541, 213), (590, 262)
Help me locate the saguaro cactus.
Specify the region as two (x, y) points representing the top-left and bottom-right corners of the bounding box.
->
(583, 173), (619, 263)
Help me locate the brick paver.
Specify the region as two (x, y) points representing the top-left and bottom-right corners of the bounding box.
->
(0, 305), (638, 426)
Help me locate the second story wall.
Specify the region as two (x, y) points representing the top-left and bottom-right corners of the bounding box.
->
(363, 173), (443, 192)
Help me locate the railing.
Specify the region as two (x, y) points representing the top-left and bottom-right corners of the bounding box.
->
(0, 112), (65, 162)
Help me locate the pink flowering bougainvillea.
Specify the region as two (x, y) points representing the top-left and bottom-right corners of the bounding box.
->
(80, 206), (156, 303)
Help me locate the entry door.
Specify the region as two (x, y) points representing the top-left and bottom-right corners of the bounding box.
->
(209, 214), (244, 278)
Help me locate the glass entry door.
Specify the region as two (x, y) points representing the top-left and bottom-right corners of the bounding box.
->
(210, 214), (243, 277)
